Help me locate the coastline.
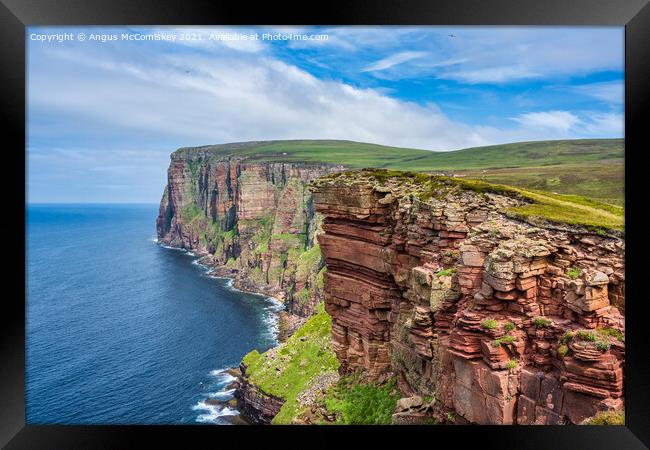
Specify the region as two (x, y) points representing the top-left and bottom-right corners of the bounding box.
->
(205, 263), (308, 341)
(155, 240), (301, 424)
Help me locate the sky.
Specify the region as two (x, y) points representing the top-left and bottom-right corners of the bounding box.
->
(27, 26), (624, 203)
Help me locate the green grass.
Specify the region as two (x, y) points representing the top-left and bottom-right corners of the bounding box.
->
(436, 268), (457, 277)
(576, 330), (597, 342)
(566, 267), (582, 279)
(452, 162), (623, 206)
(272, 233), (307, 249)
(296, 244), (322, 281)
(200, 218), (237, 252)
(406, 139), (623, 171)
(182, 202), (203, 222)
(322, 373), (400, 425)
(174, 138), (624, 204)
(316, 267), (326, 292)
(176, 138), (622, 171)
(558, 344), (569, 358)
(480, 318), (498, 330)
(491, 335), (516, 347)
(241, 303), (339, 425)
(224, 257), (237, 268)
(595, 340), (611, 352)
(581, 410), (625, 425)
(246, 215), (273, 254)
(558, 331), (574, 344)
(295, 287), (311, 304)
(176, 140), (436, 169)
(448, 177), (623, 231)
(533, 316), (551, 328)
(505, 359), (518, 370)
(596, 327), (625, 342)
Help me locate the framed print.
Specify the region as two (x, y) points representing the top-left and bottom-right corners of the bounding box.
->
(2, 0), (649, 447)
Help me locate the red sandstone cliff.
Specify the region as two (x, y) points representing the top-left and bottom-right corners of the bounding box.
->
(311, 170), (625, 425)
(156, 149), (344, 317)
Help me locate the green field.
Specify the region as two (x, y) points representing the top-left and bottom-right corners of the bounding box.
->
(175, 138), (624, 205)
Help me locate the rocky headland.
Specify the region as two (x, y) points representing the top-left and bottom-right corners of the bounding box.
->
(156, 146), (345, 318)
(156, 146), (345, 423)
(157, 144), (624, 426)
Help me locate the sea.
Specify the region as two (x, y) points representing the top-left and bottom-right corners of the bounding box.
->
(26, 203), (281, 424)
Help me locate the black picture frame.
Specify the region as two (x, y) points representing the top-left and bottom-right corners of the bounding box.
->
(2, 0), (648, 447)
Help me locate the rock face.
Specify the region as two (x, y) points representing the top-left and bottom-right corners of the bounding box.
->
(311, 170), (625, 425)
(234, 362), (284, 424)
(156, 149), (344, 316)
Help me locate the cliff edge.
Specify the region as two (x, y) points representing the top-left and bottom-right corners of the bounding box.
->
(311, 169), (625, 425)
(156, 149), (345, 318)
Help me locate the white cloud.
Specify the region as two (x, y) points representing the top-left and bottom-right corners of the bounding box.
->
(26, 29), (624, 202)
(29, 46), (491, 150)
(510, 110), (623, 138)
(512, 111), (580, 134)
(308, 27), (623, 84)
(30, 43), (624, 152)
(151, 26), (266, 53)
(362, 51), (428, 72)
(575, 112), (624, 136)
(445, 66), (539, 83)
(572, 81), (624, 105)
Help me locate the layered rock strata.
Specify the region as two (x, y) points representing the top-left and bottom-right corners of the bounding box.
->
(311, 170), (625, 425)
(234, 362), (284, 424)
(156, 149), (344, 317)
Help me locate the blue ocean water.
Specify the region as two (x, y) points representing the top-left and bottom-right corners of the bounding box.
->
(26, 204), (280, 424)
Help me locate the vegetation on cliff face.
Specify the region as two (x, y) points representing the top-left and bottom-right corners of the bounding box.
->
(240, 301), (401, 425)
(157, 156), (331, 316)
(241, 303), (339, 424)
(241, 303), (400, 425)
(319, 374), (400, 425)
(581, 410), (625, 425)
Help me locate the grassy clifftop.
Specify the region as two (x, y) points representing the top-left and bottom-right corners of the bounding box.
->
(241, 303), (339, 424)
(319, 169), (624, 232)
(175, 138), (622, 169)
(241, 303), (401, 425)
(174, 138), (624, 205)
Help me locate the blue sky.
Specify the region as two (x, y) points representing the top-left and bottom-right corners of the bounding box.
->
(27, 26), (624, 203)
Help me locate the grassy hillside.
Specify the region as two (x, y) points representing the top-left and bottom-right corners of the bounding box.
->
(175, 139), (433, 168)
(394, 139), (623, 170)
(175, 138), (624, 205)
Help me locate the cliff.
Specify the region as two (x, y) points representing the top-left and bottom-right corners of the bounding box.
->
(156, 149), (344, 317)
(311, 169), (625, 425)
(156, 143), (625, 425)
(235, 304), (339, 424)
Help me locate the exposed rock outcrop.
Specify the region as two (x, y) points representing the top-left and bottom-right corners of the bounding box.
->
(234, 362), (284, 424)
(156, 149), (344, 317)
(311, 169), (625, 425)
